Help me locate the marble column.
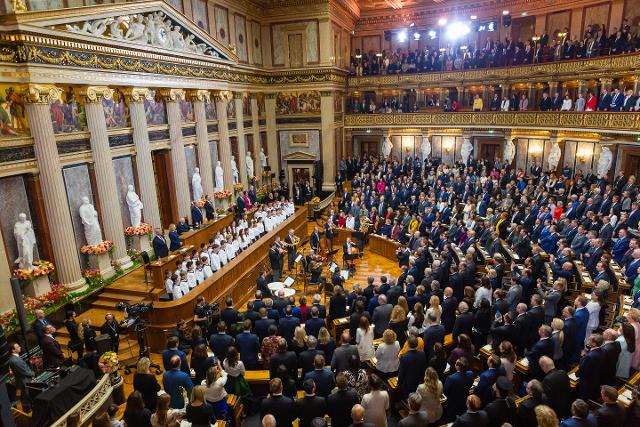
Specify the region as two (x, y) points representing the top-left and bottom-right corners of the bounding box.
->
(527, 83), (536, 106)
(456, 86), (465, 106)
(264, 93), (279, 173)
(124, 88), (162, 231)
(22, 85), (85, 290)
(600, 78), (613, 94)
(81, 86), (132, 271)
(162, 89), (191, 221)
(576, 80), (588, 99)
(633, 75), (640, 95)
(190, 90), (215, 197)
(482, 85), (491, 109)
(250, 94), (263, 178)
(320, 90), (336, 191)
(234, 92), (248, 188)
(214, 91), (233, 190)
(547, 81), (558, 96)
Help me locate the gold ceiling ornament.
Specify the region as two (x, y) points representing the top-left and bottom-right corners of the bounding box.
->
(122, 87), (153, 103)
(187, 89), (211, 102)
(20, 84), (63, 104)
(159, 88), (186, 102)
(11, 0), (27, 13)
(79, 86), (114, 103)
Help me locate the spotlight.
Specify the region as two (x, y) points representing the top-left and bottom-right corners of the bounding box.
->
(438, 17), (447, 26)
(428, 30), (437, 39)
(446, 22), (470, 39)
(397, 30), (408, 42)
(470, 15), (477, 20)
(502, 10), (509, 15)
(521, 12), (528, 16)
(413, 32), (421, 40)
(409, 22), (416, 28)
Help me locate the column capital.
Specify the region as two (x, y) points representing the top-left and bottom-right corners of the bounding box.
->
(122, 87), (153, 103)
(264, 93), (276, 100)
(187, 89), (210, 102)
(159, 88), (186, 102)
(20, 84), (63, 104)
(78, 86), (114, 103)
(233, 91), (245, 100)
(599, 77), (613, 85)
(320, 90), (333, 97)
(212, 90), (233, 103)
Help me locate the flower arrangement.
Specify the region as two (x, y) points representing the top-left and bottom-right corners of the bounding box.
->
(82, 269), (101, 279)
(311, 197), (321, 204)
(124, 223), (153, 237)
(80, 240), (113, 255)
(193, 198), (205, 208)
(0, 284), (71, 333)
(234, 183), (243, 192)
(98, 351), (119, 374)
(29, 355), (43, 370)
(214, 190), (232, 200)
(13, 260), (55, 281)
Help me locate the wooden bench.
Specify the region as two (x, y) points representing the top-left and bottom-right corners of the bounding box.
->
(226, 394), (243, 427)
(332, 316), (349, 340)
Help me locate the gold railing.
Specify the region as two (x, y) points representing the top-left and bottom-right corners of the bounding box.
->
(347, 52), (640, 88)
(344, 112), (640, 134)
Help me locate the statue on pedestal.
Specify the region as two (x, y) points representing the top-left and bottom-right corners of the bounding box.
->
(382, 137), (393, 158)
(504, 138), (516, 165)
(231, 155), (239, 184)
(14, 213), (36, 271)
(192, 167), (203, 201)
(215, 161), (224, 192)
(461, 138), (473, 166)
(125, 185), (144, 228)
(597, 146), (613, 178)
(260, 148), (268, 168)
(548, 143), (561, 171)
(79, 196), (103, 246)
(246, 151), (254, 178)
(420, 136), (431, 160)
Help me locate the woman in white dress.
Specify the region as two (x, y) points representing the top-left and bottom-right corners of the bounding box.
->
(616, 322), (636, 379)
(584, 293), (601, 343)
(416, 367), (443, 423)
(356, 316), (375, 362)
(425, 296), (442, 326)
(374, 329), (400, 377)
(361, 374), (389, 427)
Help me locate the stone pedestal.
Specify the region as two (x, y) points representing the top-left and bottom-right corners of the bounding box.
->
(95, 253), (115, 279)
(129, 235), (152, 255)
(24, 276), (52, 297)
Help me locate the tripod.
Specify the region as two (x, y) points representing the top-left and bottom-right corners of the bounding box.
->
(123, 320), (163, 375)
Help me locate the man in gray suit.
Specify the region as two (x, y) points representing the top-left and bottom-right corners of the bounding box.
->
(372, 295), (392, 338)
(538, 280), (563, 325)
(398, 392), (430, 427)
(507, 278), (523, 314)
(331, 331), (359, 373)
(570, 226), (589, 255)
(9, 342), (34, 405)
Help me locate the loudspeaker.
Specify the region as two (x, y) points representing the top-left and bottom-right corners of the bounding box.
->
(10, 278), (29, 340)
(0, 325), (10, 377)
(95, 334), (111, 357)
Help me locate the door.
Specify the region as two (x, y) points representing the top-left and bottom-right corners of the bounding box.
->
(292, 167), (311, 184)
(478, 142), (503, 164)
(152, 149), (178, 230)
(360, 141), (379, 157)
(623, 154), (640, 178)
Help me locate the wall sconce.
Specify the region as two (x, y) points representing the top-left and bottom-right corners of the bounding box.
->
(529, 144), (543, 159)
(443, 139), (455, 153)
(577, 149), (592, 163)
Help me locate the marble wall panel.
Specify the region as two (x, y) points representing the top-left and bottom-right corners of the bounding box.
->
(27, 0), (63, 11)
(112, 156), (136, 228)
(278, 129), (320, 159)
(191, 0), (209, 32)
(209, 140), (219, 173)
(563, 140), (578, 171)
(166, 0), (183, 13)
(234, 14), (248, 62)
(62, 163), (95, 266)
(516, 138), (528, 172)
(547, 10), (571, 38)
(184, 145), (198, 199)
(214, 6), (230, 46)
(251, 21), (263, 65)
(0, 175), (39, 267)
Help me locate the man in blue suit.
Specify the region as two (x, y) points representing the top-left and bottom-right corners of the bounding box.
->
(235, 319), (260, 369)
(625, 249), (640, 284)
(304, 306), (326, 338)
(598, 89), (612, 111)
(560, 399), (597, 427)
(152, 227), (169, 259)
(577, 334), (605, 400)
(474, 354), (502, 406)
(526, 325), (555, 380)
(444, 358), (475, 420)
(423, 313), (445, 361)
(612, 229), (630, 264)
(278, 306), (300, 345)
(169, 224), (182, 251)
(539, 225), (559, 254)
(162, 336), (190, 375)
(573, 296), (589, 356)
(398, 337), (427, 397)
(609, 87), (624, 111)
(303, 354), (336, 398)
(190, 201), (203, 226)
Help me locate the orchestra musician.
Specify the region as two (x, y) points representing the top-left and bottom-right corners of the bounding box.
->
(323, 220), (334, 245)
(343, 237), (357, 271)
(284, 228), (298, 270)
(310, 226), (321, 251)
(269, 242), (285, 281)
(310, 257), (324, 284)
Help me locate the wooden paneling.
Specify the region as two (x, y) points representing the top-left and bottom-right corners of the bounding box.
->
(369, 234), (400, 258)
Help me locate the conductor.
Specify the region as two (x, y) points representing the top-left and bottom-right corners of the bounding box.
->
(269, 242), (284, 281)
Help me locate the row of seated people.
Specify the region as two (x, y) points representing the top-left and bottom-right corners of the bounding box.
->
(349, 25), (640, 76)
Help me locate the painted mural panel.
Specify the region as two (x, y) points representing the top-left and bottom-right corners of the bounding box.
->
(179, 99), (194, 122)
(28, 0), (63, 11)
(144, 90), (167, 125)
(0, 175), (40, 268)
(103, 88), (128, 129)
(50, 86), (86, 134)
(0, 84), (28, 137)
(257, 94), (265, 116)
(205, 98), (217, 120)
(276, 91), (320, 115)
(191, 0), (209, 32)
(234, 14), (248, 62)
(547, 10), (571, 39)
(583, 3), (610, 34)
(226, 99), (236, 119)
(243, 95), (251, 116)
(112, 156), (136, 228)
(214, 6), (230, 46)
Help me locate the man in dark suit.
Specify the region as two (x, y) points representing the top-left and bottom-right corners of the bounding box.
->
(600, 329), (621, 386)
(539, 356), (571, 419)
(269, 243), (284, 281)
(515, 380), (547, 427)
(100, 312), (125, 353)
(453, 394), (489, 427)
(41, 325), (65, 369)
(8, 342), (33, 404)
(399, 337), (427, 397)
(305, 306), (326, 338)
(577, 333), (605, 400)
(270, 338), (298, 382)
(444, 358), (475, 419)
(235, 319), (260, 369)
(203, 195), (215, 221)
(423, 313), (445, 361)
(441, 288), (458, 333)
(278, 306), (300, 344)
(33, 309), (50, 343)
(220, 297), (238, 330)
(260, 378), (296, 427)
(539, 92), (553, 111)
(474, 354), (501, 406)
(399, 392), (430, 427)
(331, 332), (359, 373)
(299, 336), (325, 378)
(594, 385), (627, 425)
(526, 324), (554, 380)
(162, 335), (190, 375)
(152, 228), (169, 259)
(256, 270), (272, 297)
(348, 404), (375, 427)
(327, 373), (359, 427)
(236, 194), (246, 214)
(452, 301), (473, 339)
(526, 295), (545, 348)
(209, 321), (234, 362)
(295, 378), (327, 427)
(562, 399), (597, 427)
(255, 308), (277, 343)
(484, 376), (516, 427)
(598, 89), (612, 111)
(303, 354), (336, 398)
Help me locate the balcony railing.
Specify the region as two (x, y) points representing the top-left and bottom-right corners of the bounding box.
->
(344, 112), (640, 134)
(347, 52), (640, 88)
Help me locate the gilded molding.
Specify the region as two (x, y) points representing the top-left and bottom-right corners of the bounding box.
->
(20, 84), (63, 104)
(78, 86), (113, 103)
(187, 89), (211, 102)
(233, 92), (245, 100)
(344, 113), (640, 134)
(159, 88), (186, 102)
(264, 93), (276, 99)
(122, 87), (153, 103)
(213, 90), (233, 103)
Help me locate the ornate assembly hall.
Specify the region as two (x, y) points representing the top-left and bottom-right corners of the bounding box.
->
(0, 0), (639, 425)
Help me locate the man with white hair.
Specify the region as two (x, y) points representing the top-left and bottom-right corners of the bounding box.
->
(452, 301), (473, 339)
(372, 294), (392, 338)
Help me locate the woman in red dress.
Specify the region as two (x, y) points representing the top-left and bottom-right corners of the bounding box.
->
(585, 91), (597, 111)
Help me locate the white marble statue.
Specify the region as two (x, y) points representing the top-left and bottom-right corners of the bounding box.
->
(597, 146), (613, 178)
(382, 137), (393, 158)
(260, 148), (268, 168)
(215, 161), (224, 192)
(230, 155), (239, 184)
(79, 196), (103, 246)
(125, 185), (144, 228)
(245, 151), (254, 178)
(504, 138), (516, 165)
(548, 143), (561, 171)
(420, 136), (431, 160)
(461, 138), (473, 166)
(14, 213), (36, 271)
(192, 167), (203, 201)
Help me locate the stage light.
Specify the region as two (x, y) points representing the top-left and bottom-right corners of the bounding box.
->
(409, 22), (415, 28)
(446, 22), (470, 39)
(470, 15), (477, 20)
(521, 12), (528, 16)
(413, 32), (421, 40)
(502, 10), (509, 15)
(376, 53), (383, 57)
(397, 30), (408, 42)
(428, 30), (437, 39)
(438, 17), (447, 26)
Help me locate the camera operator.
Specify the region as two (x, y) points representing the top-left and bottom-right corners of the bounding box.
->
(194, 296), (210, 335)
(100, 312), (125, 353)
(170, 319), (192, 353)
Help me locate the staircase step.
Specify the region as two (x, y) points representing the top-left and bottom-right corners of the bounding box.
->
(98, 292), (147, 303)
